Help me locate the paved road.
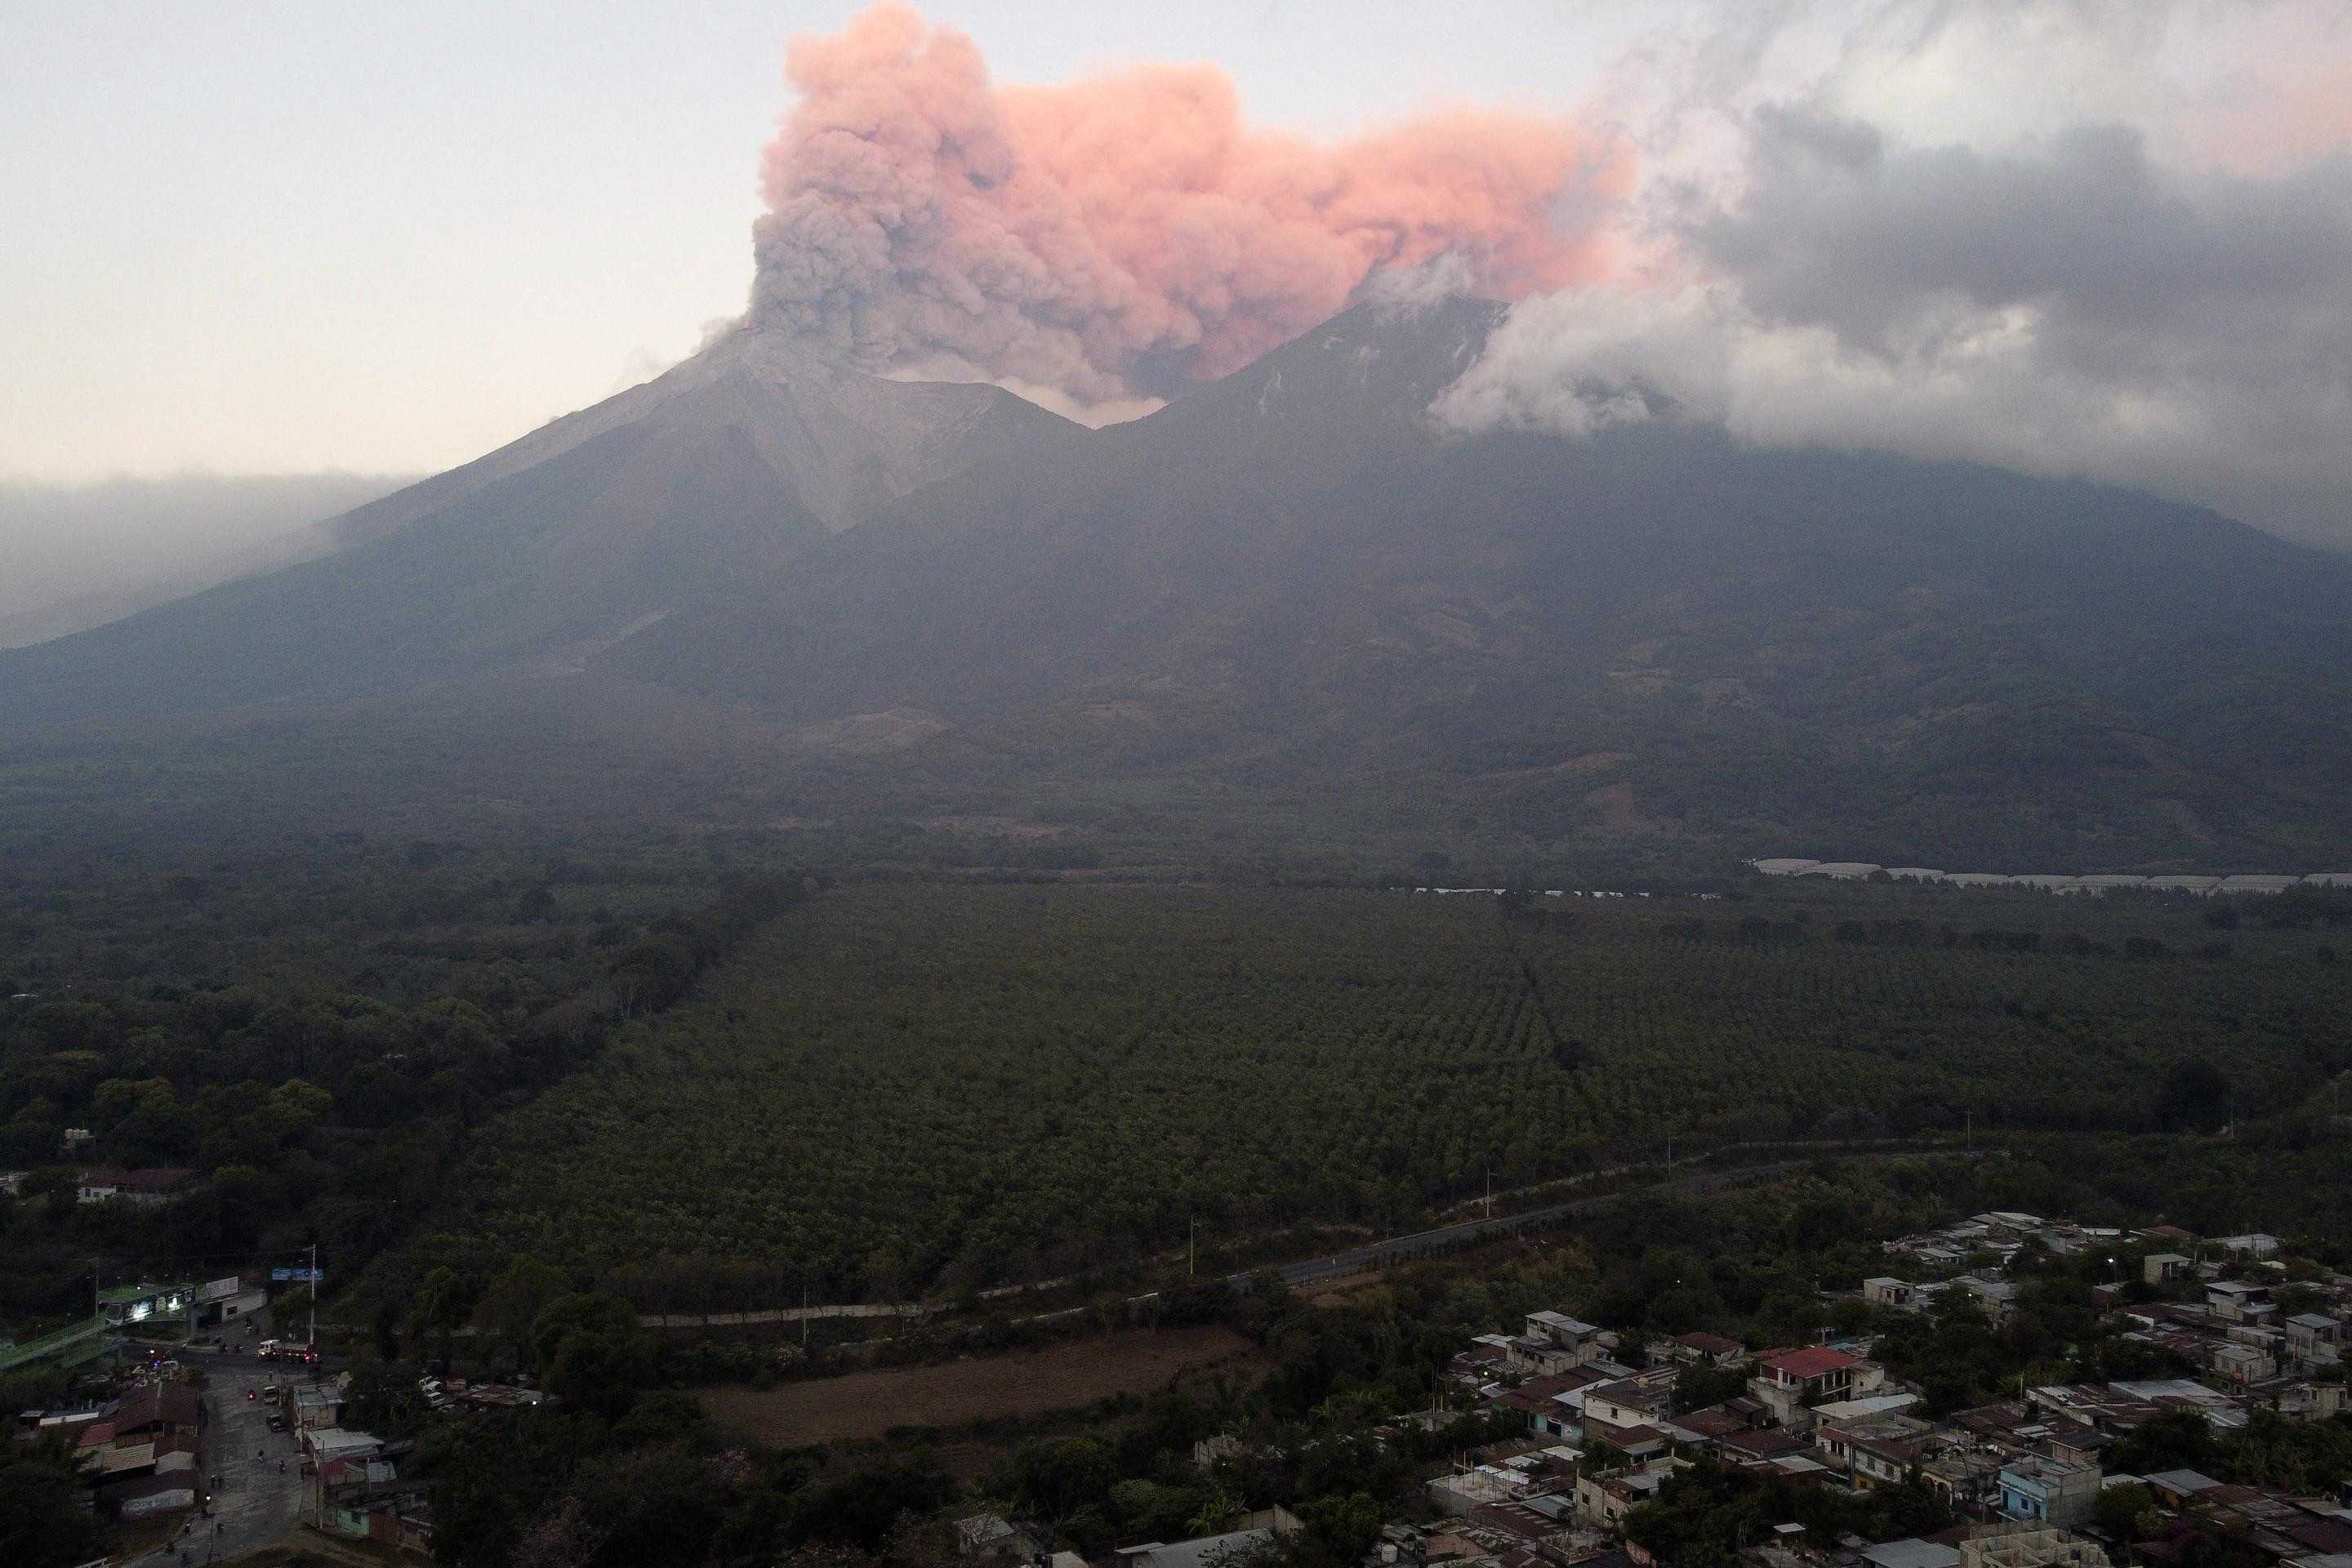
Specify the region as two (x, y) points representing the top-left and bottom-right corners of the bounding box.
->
(1263, 1160), (1806, 1286)
(133, 1363), (309, 1567)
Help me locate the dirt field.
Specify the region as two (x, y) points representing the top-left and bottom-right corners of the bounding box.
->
(699, 1324), (1267, 1447)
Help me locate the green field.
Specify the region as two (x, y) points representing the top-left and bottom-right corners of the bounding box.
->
(447, 881), (2352, 1300)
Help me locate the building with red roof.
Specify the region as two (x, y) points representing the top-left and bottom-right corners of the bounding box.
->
(1751, 1347), (1885, 1427)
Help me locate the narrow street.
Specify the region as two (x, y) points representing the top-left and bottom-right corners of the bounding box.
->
(132, 1361), (308, 1566)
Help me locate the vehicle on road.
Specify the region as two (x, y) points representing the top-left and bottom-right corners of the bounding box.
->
(266, 1413), (287, 1432)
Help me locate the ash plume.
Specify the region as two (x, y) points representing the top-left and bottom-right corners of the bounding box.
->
(749, 3), (1628, 410)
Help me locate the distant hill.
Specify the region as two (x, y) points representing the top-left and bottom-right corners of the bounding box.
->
(5, 297), (2350, 868)
(0, 472), (411, 649)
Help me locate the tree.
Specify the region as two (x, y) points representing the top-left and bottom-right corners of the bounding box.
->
(475, 1255), (570, 1371)
(2096, 1481), (2158, 1544)
(0, 1432), (106, 1568)
(523, 1290), (651, 1420)
(1011, 1436), (1119, 1521)
(416, 1265), (477, 1369)
(2155, 1059), (2230, 1133)
(344, 1359), (430, 1439)
(2113, 1410), (2219, 1477)
(1285, 1493), (1383, 1568)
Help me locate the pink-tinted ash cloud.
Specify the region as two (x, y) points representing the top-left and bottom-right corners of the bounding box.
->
(749, 2), (1628, 406)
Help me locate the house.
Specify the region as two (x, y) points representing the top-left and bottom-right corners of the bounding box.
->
(1863, 1541), (1964, 1568)
(2270, 1382), (2347, 1421)
(2106, 1380), (2248, 1429)
(1526, 1311), (1602, 1352)
(1955, 1276), (2020, 1320)
(1950, 1401), (2042, 1447)
(1866, 1278), (1924, 1311)
(294, 1386), (344, 1431)
(303, 1428), (386, 1469)
(1585, 1423), (1670, 1463)
(2143, 1254), (2194, 1286)
(109, 1381), (202, 1441)
(2283, 1314), (2342, 1367)
(1998, 1458), (2102, 1527)
(1975, 1214), (2047, 1240)
(2207, 1342), (2277, 1387)
(1749, 1348), (1885, 1428)
(2206, 1282), (2276, 1324)
(1922, 1450), (2007, 1514)
(75, 1167), (197, 1206)
(1722, 1428), (1814, 1467)
(2024, 1387), (2163, 1441)
(1506, 1334), (1588, 1377)
(1672, 1332), (1747, 1367)
(1815, 1392), (1924, 1423)
(1817, 1414), (1935, 1490)
(1498, 1368), (1606, 1441)
(2216, 1235), (2280, 1259)
(2140, 1470), (2225, 1508)
(1862, 1278), (1938, 1316)
(1115, 1509), (1304, 1568)
(956, 1515), (1043, 1560)
(1582, 1370), (1677, 1434)
(1575, 1459), (1682, 1526)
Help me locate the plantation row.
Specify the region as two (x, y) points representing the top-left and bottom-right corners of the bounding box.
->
(446, 884), (2352, 1301)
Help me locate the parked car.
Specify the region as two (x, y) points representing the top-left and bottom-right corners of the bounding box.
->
(266, 1414), (288, 1432)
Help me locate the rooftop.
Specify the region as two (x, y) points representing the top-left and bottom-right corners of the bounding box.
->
(1762, 1347), (1860, 1379)
(1863, 1540), (1963, 1568)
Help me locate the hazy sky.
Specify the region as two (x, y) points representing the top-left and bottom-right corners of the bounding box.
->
(4, 2), (2350, 543)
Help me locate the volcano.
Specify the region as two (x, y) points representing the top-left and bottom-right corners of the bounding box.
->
(7, 297), (2352, 866)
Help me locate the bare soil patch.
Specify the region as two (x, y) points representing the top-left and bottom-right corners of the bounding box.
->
(700, 1324), (1266, 1448)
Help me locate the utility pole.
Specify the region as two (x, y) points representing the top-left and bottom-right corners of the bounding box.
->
(1188, 1217), (1196, 1278)
(308, 1241), (318, 1354)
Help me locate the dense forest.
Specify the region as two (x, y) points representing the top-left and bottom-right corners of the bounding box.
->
(0, 826), (813, 1369)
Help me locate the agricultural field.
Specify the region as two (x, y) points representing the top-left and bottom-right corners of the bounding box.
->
(443, 881), (2352, 1302)
(697, 1323), (1267, 1447)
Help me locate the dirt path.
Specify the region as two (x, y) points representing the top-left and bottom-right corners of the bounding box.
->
(699, 1324), (1266, 1447)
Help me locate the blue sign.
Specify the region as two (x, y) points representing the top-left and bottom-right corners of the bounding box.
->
(270, 1267), (324, 1282)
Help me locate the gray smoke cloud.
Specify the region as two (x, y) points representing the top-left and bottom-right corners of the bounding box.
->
(1439, 101), (2352, 548)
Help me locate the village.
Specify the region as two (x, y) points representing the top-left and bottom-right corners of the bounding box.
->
(943, 1213), (2352, 1568)
(10, 1205), (2352, 1568)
